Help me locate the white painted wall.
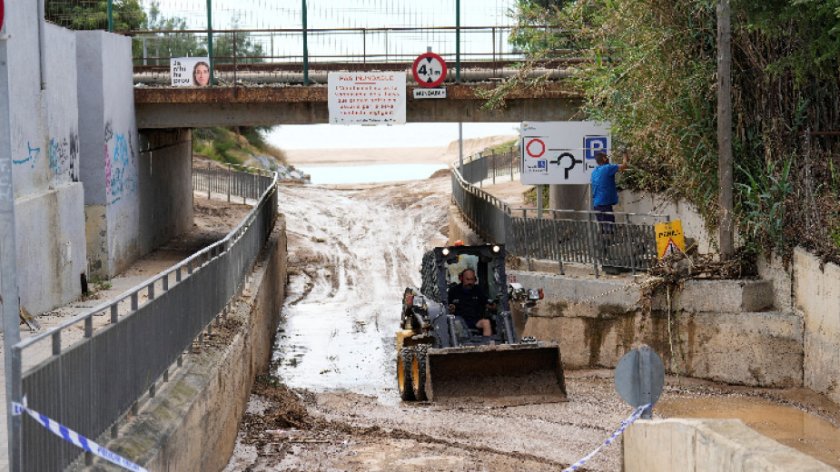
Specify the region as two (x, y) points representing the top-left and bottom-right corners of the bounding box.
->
(78, 33), (193, 277)
(78, 31), (142, 276)
(8, 5), (87, 314)
(618, 189), (716, 254)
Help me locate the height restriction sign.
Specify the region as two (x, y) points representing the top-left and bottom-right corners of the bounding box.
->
(412, 52), (447, 88)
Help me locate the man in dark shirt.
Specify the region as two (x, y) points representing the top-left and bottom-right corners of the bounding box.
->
(447, 268), (493, 336)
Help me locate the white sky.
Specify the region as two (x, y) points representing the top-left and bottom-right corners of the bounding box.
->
(148, 0), (520, 150)
(268, 122), (519, 149)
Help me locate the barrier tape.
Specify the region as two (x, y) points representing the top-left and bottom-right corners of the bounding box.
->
(562, 403), (650, 472)
(11, 400), (148, 472)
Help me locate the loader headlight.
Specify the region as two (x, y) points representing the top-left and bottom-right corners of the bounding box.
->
(442, 248), (450, 256)
(492, 245), (500, 253)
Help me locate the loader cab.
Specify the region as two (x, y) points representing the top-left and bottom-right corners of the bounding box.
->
(435, 244), (509, 313)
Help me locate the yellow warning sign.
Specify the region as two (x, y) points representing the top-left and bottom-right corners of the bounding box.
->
(655, 220), (686, 259)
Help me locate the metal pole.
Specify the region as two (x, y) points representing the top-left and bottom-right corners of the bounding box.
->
(455, 0), (461, 83)
(0, 20), (23, 470)
(107, 0), (114, 32)
(458, 122), (464, 175)
(302, 0), (309, 85)
(206, 0), (214, 86)
(492, 26), (496, 77)
(37, 0), (46, 90)
(717, 0), (734, 258)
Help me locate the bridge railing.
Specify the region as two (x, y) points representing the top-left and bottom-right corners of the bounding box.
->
(10, 167), (277, 471)
(128, 26), (581, 85)
(451, 158), (667, 275)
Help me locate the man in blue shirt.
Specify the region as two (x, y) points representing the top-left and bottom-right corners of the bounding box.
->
(590, 150), (629, 223)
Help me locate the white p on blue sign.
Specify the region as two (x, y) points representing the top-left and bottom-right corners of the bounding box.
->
(584, 135), (609, 160)
(520, 121), (612, 185)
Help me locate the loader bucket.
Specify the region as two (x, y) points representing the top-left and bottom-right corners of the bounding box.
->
(424, 343), (567, 405)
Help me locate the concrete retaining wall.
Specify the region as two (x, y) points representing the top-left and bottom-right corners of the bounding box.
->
(512, 272), (803, 387)
(7, 5), (87, 314)
(793, 248), (840, 405)
(618, 190), (714, 254)
(623, 419), (834, 471)
(78, 31), (143, 277)
(78, 33), (193, 278)
(89, 218), (287, 471)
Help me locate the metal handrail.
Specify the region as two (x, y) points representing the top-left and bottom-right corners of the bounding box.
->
(10, 167), (278, 471)
(13, 169), (274, 351)
(451, 152), (667, 275)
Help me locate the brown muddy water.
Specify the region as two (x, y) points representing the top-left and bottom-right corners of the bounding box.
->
(658, 396), (840, 468)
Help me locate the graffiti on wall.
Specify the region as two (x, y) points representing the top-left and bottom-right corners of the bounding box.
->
(12, 142), (41, 168)
(104, 120), (137, 204)
(48, 132), (80, 182)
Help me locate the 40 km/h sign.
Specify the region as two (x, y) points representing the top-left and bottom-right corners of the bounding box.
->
(412, 52), (447, 88)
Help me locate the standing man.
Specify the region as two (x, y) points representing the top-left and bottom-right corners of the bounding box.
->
(590, 150), (629, 223)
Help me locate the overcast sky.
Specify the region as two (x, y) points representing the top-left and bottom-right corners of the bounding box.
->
(267, 122), (519, 149)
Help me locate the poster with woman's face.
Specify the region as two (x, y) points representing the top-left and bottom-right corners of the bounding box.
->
(170, 57), (211, 86)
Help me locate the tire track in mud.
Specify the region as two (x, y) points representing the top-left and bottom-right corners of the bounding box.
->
(271, 180), (449, 398)
(321, 419), (572, 469)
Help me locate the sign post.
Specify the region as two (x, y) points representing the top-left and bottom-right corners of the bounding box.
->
(412, 50), (447, 99)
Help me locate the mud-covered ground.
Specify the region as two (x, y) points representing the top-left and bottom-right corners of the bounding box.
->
(224, 176), (840, 471)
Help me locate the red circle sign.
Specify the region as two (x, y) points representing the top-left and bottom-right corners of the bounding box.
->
(0, 1), (4, 31)
(412, 52), (447, 88)
(525, 138), (546, 158)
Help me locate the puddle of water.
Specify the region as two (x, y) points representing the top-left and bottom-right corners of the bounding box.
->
(658, 397), (840, 468)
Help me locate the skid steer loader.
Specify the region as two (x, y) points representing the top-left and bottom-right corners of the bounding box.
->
(395, 244), (567, 404)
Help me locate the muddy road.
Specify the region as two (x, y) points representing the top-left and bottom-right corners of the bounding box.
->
(224, 176), (840, 471)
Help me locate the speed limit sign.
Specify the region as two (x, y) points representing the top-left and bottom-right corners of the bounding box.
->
(412, 52), (447, 88)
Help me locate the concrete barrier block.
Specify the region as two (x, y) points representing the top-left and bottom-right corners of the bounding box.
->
(793, 248), (840, 405)
(511, 271), (639, 314)
(654, 279), (774, 313)
(625, 419), (835, 471)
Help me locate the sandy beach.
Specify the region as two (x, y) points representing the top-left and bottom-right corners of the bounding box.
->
(284, 135), (516, 166)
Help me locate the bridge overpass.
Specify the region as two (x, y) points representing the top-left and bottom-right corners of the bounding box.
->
(134, 81), (582, 128)
(128, 25), (585, 127)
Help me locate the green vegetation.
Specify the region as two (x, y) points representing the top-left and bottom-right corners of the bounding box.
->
(193, 127), (287, 169)
(501, 0), (840, 262)
(46, 0), (146, 31)
(488, 139), (518, 155)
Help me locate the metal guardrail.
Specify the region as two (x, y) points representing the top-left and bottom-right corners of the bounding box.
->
(10, 167), (277, 471)
(452, 154), (666, 275)
(192, 163), (272, 203)
(127, 26), (582, 85)
(459, 147), (520, 185)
